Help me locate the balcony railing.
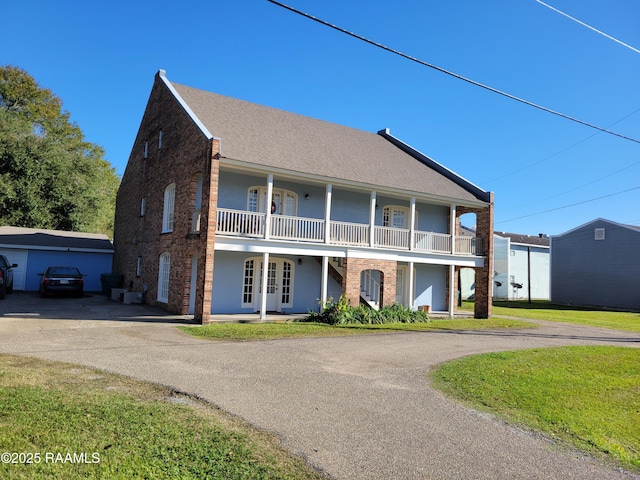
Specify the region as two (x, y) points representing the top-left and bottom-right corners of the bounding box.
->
(216, 208), (482, 256)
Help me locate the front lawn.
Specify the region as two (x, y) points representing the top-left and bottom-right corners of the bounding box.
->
(468, 300), (640, 332)
(431, 346), (640, 473)
(179, 317), (534, 341)
(0, 355), (323, 480)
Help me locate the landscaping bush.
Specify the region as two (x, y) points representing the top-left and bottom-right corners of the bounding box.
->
(302, 294), (430, 325)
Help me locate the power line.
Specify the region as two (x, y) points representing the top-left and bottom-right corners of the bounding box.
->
(535, 0), (640, 55)
(481, 106), (640, 186)
(268, 0), (640, 145)
(496, 185), (640, 224)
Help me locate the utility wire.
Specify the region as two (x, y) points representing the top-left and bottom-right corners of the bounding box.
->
(535, 0), (640, 55)
(496, 185), (640, 224)
(268, 0), (640, 144)
(481, 106), (640, 186)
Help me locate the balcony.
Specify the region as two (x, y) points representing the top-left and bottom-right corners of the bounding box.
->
(216, 208), (483, 255)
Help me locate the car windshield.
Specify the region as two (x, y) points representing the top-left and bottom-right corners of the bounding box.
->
(47, 267), (81, 276)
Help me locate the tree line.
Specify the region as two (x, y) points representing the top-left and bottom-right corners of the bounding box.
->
(0, 65), (119, 236)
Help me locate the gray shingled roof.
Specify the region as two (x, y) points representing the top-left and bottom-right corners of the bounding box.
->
(169, 80), (489, 205)
(495, 231), (550, 247)
(0, 226), (114, 252)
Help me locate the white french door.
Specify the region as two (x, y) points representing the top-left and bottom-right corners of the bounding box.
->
(253, 258), (294, 312)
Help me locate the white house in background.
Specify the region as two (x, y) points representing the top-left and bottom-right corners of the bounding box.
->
(112, 70), (496, 322)
(460, 230), (550, 301)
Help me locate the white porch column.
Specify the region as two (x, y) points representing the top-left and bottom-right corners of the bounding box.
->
(409, 197), (416, 251)
(260, 252), (270, 320)
(265, 174), (274, 240)
(450, 203), (457, 254)
(324, 184), (332, 243)
(321, 256), (329, 308)
(369, 191), (376, 247)
(448, 264), (455, 318)
(408, 261), (415, 310)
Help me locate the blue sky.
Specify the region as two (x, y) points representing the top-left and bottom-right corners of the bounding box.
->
(3, 0), (639, 236)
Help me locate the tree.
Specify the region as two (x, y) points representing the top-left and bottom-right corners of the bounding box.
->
(0, 65), (120, 236)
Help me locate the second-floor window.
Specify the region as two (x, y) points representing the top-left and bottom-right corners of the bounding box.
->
(247, 187), (297, 216)
(383, 205), (413, 229)
(163, 183), (176, 232)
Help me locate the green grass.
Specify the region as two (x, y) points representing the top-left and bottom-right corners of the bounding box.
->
(463, 300), (640, 332)
(0, 355), (323, 480)
(431, 346), (640, 472)
(179, 317), (534, 341)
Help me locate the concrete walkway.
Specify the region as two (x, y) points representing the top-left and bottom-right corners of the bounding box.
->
(1, 293), (638, 479)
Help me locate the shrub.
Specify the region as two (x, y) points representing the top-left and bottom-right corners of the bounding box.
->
(302, 294), (430, 325)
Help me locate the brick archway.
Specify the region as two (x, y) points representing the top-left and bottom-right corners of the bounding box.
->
(341, 258), (397, 308)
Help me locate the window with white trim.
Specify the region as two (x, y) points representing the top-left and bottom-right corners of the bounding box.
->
(162, 183), (176, 232)
(383, 205), (414, 229)
(157, 253), (170, 303)
(595, 228), (605, 240)
(242, 259), (255, 307)
(247, 187), (297, 215)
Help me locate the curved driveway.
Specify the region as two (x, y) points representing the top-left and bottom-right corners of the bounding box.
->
(1, 293), (638, 479)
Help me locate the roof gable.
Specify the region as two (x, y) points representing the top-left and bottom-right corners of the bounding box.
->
(160, 72), (491, 206)
(553, 218), (640, 238)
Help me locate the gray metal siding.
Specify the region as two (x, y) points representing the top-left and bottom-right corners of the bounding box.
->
(551, 220), (640, 310)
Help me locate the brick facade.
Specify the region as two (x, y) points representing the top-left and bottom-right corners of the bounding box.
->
(457, 193), (494, 318)
(341, 257), (397, 308)
(113, 72), (215, 322)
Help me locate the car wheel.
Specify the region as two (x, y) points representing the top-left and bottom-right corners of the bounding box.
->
(39, 286), (46, 298)
(0, 284), (5, 299)
(7, 282), (13, 294)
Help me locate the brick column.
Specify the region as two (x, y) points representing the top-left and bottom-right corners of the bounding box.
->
(341, 258), (397, 307)
(195, 139), (220, 323)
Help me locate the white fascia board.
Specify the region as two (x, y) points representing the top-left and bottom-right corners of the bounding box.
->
(158, 69), (214, 141)
(509, 242), (550, 250)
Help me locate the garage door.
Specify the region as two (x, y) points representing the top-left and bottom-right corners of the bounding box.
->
(0, 249), (28, 291)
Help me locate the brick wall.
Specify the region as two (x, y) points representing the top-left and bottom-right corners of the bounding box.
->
(341, 257), (397, 307)
(457, 194), (494, 318)
(113, 72), (216, 321)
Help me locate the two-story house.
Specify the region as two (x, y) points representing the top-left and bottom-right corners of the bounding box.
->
(113, 70), (494, 323)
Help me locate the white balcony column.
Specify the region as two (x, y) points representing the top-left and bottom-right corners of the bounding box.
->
(321, 256), (329, 307)
(265, 174), (274, 240)
(324, 184), (332, 244)
(409, 197), (416, 251)
(448, 264), (455, 318)
(450, 203), (457, 254)
(369, 191), (377, 247)
(408, 261), (415, 310)
(260, 252), (270, 320)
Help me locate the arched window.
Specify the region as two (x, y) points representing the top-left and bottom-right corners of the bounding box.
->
(163, 183), (176, 232)
(157, 253), (170, 303)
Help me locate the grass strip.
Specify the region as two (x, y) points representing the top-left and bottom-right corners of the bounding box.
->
(0, 355), (323, 480)
(431, 346), (640, 472)
(179, 318), (534, 341)
(465, 300), (640, 332)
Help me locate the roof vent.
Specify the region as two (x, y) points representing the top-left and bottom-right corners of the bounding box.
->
(595, 228), (605, 240)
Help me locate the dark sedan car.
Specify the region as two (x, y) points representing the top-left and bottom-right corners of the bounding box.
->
(0, 254), (17, 299)
(39, 266), (85, 298)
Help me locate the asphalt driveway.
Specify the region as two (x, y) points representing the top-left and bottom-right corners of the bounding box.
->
(1, 292), (638, 479)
